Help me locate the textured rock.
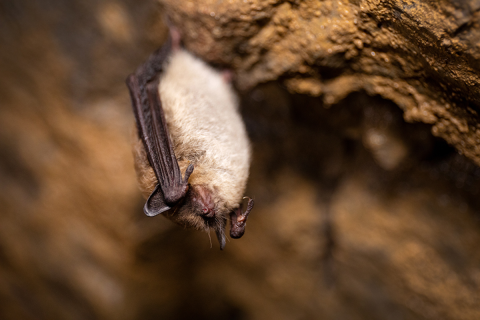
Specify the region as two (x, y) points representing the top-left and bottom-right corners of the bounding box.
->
(162, 0), (480, 165)
(1, 1), (480, 320)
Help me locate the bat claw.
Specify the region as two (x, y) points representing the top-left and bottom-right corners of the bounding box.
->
(221, 70), (234, 83)
(229, 197), (254, 239)
(183, 163), (194, 183)
(169, 26), (182, 51)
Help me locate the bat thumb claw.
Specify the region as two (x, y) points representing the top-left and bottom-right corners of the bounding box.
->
(183, 163), (194, 183)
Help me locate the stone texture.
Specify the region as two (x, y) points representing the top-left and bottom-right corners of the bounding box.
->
(1, 1), (480, 320)
(162, 0), (480, 166)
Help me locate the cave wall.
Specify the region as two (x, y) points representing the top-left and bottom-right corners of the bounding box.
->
(1, 0), (480, 320)
(163, 0), (480, 165)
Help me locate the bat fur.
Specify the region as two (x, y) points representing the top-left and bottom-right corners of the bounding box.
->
(132, 46), (251, 246)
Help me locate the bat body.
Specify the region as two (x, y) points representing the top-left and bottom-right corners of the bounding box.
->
(127, 31), (253, 249)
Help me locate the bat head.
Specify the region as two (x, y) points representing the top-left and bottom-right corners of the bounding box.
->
(162, 184), (228, 249)
(161, 185), (254, 250)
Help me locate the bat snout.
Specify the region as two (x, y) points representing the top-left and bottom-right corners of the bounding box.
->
(194, 196), (216, 218)
(200, 202), (215, 218)
(190, 185), (216, 218)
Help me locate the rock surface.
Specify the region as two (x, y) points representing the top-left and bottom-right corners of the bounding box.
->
(163, 0), (480, 166)
(1, 1), (480, 320)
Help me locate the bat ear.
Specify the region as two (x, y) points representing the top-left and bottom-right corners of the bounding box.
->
(229, 198), (254, 239)
(144, 185), (171, 217)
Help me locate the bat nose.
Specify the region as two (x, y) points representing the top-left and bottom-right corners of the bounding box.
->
(191, 185), (216, 218)
(202, 207), (215, 218)
(199, 198), (215, 218)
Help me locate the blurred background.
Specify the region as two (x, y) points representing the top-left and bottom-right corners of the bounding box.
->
(1, 0), (480, 319)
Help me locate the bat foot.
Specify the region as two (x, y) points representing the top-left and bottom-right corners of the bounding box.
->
(221, 70), (234, 83)
(229, 197), (254, 239)
(169, 26), (182, 51)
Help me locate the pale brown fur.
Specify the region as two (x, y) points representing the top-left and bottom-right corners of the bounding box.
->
(132, 134), (156, 198)
(132, 49), (251, 232)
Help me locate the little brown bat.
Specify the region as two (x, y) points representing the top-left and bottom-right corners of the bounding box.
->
(126, 29), (253, 249)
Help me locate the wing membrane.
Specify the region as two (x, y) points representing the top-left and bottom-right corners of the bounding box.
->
(126, 36), (193, 216)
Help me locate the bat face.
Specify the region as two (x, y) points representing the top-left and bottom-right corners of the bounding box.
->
(164, 185), (228, 247)
(132, 133), (234, 248)
(163, 185), (221, 229)
(127, 31), (254, 249)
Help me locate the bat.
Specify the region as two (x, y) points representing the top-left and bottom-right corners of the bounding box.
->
(126, 28), (254, 249)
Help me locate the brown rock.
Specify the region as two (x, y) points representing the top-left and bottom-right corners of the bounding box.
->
(163, 0), (480, 166)
(1, 1), (480, 320)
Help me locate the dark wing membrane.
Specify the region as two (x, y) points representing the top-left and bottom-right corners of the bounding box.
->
(145, 80), (194, 205)
(127, 73), (171, 215)
(126, 36), (193, 216)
